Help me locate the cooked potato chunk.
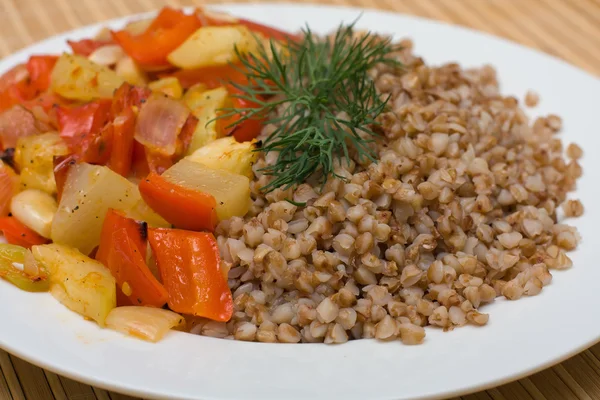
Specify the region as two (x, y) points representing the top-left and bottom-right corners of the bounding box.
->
(183, 87), (229, 153)
(167, 25), (260, 69)
(51, 163), (140, 255)
(50, 53), (126, 101)
(186, 137), (258, 178)
(162, 159), (250, 220)
(32, 243), (116, 326)
(15, 132), (69, 194)
(148, 77), (183, 99)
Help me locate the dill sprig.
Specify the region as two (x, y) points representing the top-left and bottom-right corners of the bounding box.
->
(220, 21), (401, 192)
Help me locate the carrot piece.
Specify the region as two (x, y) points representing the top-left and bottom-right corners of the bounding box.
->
(0, 217), (48, 249)
(139, 172), (217, 231)
(96, 209), (168, 308)
(148, 228), (232, 321)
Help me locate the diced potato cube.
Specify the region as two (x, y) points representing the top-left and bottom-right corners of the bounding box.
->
(50, 53), (126, 101)
(183, 87), (229, 153)
(162, 159), (250, 220)
(148, 77), (183, 99)
(32, 243), (116, 326)
(186, 137), (258, 178)
(51, 163), (140, 255)
(15, 132), (69, 194)
(167, 25), (260, 69)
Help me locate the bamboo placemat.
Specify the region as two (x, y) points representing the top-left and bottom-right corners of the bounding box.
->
(1, 0), (600, 399)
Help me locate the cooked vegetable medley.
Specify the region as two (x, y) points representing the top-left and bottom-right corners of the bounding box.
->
(0, 7), (293, 342)
(0, 7), (584, 345)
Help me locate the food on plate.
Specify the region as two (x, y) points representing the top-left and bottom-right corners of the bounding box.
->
(0, 6), (583, 345)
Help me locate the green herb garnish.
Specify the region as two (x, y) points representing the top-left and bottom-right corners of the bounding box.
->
(220, 21), (400, 192)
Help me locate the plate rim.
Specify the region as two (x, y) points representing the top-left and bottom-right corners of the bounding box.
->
(0, 3), (599, 400)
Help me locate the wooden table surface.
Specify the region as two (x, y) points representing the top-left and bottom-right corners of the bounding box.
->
(1, 0), (599, 399)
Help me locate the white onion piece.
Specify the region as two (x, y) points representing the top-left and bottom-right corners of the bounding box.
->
(135, 95), (190, 156)
(88, 45), (125, 66)
(105, 306), (184, 342)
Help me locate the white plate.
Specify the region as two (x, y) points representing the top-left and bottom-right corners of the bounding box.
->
(1, 3), (599, 400)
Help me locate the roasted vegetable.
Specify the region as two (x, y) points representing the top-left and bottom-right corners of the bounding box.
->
(10, 189), (57, 238)
(96, 209), (168, 308)
(50, 53), (125, 101)
(111, 7), (202, 68)
(167, 25), (260, 69)
(217, 85), (265, 142)
(183, 86), (228, 153)
(51, 163), (140, 255)
(139, 171), (218, 232)
(0, 161), (18, 216)
(162, 158), (251, 220)
(56, 100), (113, 164)
(148, 77), (183, 99)
(105, 306), (184, 342)
(148, 228), (233, 321)
(32, 243), (116, 326)
(15, 132), (69, 194)
(186, 137), (258, 178)
(0, 243), (49, 292)
(0, 217), (48, 248)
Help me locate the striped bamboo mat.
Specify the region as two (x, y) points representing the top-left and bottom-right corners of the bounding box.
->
(1, 1), (600, 399)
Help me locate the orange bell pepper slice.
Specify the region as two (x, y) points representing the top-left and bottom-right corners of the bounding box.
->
(148, 228), (233, 321)
(0, 217), (48, 249)
(96, 209), (168, 308)
(139, 172), (217, 231)
(26, 55), (58, 93)
(111, 7), (202, 68)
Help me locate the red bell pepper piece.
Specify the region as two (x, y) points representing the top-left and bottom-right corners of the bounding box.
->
(216, 85), (265, 142)
(148, 228), (233, 321)
(0, 217), (48, 249)
(111, 83), (151, 114)
(0, 163), (18, 217)
(96, 209), (168, 308)
(26, 55), (58, 92)
(111, 7), (202, 68)
(57, 100), (113, 164)
(107, 107), (136, 176)
(67, 39), (114, 56)
(139, 172), (217, 231)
